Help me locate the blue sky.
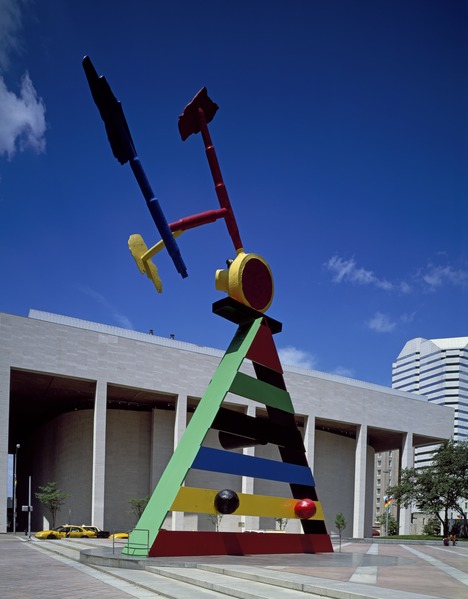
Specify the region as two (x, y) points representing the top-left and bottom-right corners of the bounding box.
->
(1, 0), (467, 388)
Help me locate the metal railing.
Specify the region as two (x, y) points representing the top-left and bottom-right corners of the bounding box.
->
(112, 527), (149, 556)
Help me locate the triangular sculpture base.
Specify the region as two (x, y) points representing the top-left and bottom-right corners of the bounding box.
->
(149, 530), (333, 557)
(123, 298), (333, 557)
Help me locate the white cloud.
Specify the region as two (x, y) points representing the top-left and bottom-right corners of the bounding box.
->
(366, 311), (415, 334)
(332, 366), (355, 378)
(0, 0), (24, 72)
(0, 0), (47, 159)
(399, 281), (412, 294)
(366, 312), (396, 333)
(326, 255), (468, 296)
(324, 255), (409, 293)
(419, 264), (468, 291)
(78, 286), (134, 330)
(400, 311), (416, 324)
(0, 73), (46, 158)
(278, 346), (317, 370)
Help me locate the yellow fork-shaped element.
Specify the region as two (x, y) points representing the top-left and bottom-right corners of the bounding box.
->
(128, 231), (183, 293)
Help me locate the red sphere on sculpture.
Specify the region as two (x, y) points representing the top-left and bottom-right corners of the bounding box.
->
(294, 498), (316, 519)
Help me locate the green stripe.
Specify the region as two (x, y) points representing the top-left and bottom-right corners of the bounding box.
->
(230, 371), (294, 413)
(123, 317), (263, 556)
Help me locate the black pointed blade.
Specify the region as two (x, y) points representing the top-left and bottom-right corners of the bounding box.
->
(83, 56), (137, 165)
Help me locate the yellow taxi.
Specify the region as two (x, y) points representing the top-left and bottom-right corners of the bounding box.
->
(35, 525), (96, 539)
(80, 525), (110, 538)
(109, 531), (129, 539)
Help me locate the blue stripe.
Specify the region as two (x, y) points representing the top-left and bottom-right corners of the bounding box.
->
(192, 447), (315, 486)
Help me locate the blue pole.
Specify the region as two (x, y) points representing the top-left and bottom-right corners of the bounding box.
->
(130, 158), (187, 278)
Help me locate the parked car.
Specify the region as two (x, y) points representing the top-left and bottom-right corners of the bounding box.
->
(109, 532), (129, 539)
(35, 525), (96, 539)
(372, 528), (381, 537)
(80, 525), (110, 538)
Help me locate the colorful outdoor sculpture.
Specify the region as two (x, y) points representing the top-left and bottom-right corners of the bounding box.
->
(83, 56), (333, 557)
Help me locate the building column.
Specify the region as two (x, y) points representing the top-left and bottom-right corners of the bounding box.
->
(172, 394), (187, 531)
(399, 432), (413, 535)
(0, 366), (10, 533)
(353, 424), (368, 538)
(304, 415), (315, 468)
(241, 404), (258, 532)
(174, 394), (187, 449)
(91, 379), (107, 528)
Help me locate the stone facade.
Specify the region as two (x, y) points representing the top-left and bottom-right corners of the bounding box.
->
(1, 311), (454, 537)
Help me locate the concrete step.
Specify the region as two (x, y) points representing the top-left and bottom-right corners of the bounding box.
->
(200, 563), (314, 592)
(199, 563), (428, 599)
(97, 566), (238, 599)
(146, 565), (325, 599)
(34, 539), (234, 598)
(199, 564), (367, 598)
(32, 538), (97, 560)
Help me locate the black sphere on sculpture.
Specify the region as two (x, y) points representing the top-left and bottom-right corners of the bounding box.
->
(214, 489), (240, 514)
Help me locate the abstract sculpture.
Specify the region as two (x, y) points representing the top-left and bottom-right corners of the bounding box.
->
(83, 56), (333, 557)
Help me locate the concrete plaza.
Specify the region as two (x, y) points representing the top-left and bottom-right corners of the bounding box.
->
(1, 534), (467, 598)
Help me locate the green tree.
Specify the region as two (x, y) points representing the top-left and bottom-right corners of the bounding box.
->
(423, 516), (441, 536)
(275, 517), (288, 531)
(334, 512), (347, 552)
(377, 512), (398, 536)
(207, 513), (223, 531)
(388, 440), (468, 537)
(35, 482), (69, 528)
(128, 496), (150, 521)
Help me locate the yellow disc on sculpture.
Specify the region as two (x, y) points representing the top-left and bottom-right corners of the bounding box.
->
(216, 252), (274, 313)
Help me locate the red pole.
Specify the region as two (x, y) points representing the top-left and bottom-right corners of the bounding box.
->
(197, 107), (243, 252)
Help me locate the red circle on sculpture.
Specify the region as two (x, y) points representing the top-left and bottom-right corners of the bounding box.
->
(241, 258), (273, 311)
(294, 498), (317, 519)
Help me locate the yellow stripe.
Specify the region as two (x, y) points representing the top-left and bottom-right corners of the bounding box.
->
(171, 487), (325, 520)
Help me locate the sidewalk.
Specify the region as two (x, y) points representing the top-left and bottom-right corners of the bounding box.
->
(1, 533), (467, 599)
(0, 534), (146, 598)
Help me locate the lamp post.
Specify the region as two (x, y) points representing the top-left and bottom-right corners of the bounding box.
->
(13, 444), (20, 535)
(27, 476), (32, 540)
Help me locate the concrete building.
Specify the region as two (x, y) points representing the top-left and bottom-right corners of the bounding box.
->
(392, 337), (468, 468)
(0, 310), (454, 538)
(391, 336), (468, 534)
(372, 449), (398, 528)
